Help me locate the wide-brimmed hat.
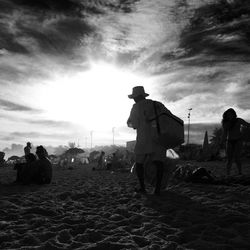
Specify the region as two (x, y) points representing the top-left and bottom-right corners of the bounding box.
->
(128, 86), (149, 99)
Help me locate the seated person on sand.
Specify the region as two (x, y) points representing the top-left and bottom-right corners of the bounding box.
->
(173, 165), (250, 186)
(173, 166), (215, 184)
(33, 145), (52, 184)
(14, 153), (36, 183)
(15, 146), (52, 185)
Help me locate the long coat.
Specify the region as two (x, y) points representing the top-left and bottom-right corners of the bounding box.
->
(127, 99), (157, 155)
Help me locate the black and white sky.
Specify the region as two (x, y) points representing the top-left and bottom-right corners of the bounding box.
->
(0, 0), (250, 148)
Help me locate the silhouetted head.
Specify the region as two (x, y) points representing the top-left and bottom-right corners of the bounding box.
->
(223, 108), (237, 121)
(26, 153), (36, 163)
(36, 146), (47, 159)
(26, 142), (31, 147)
(128, 86), (149, 103)
(222, 108), (237, 128)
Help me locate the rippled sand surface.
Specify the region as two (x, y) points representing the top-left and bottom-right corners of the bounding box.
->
(0, 163), (250, 250)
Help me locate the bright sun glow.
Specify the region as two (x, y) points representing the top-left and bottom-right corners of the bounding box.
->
(35, 62), (147, 131)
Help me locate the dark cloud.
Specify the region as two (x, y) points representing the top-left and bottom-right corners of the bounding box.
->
(0, 99), (41, 112)
(1, 136), (15, 142)
(18, 18), (93, 55)
(0, 0), (143, 87)
(178, 0), (250, 64)
(0, 25), (29, 54)
(0, 1), (98, 58)
(0, 1), (15, 13)
(11, 0), (84, 15)
(2, 131), (68, 140)
(0, 0), (141, 56)
(28, 119), (72, 127)
(139, 0), (250, 77)
(0, 64), (26, 82)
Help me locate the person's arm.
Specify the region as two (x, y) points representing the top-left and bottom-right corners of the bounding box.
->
(220, 125), (228, 147)
(127, 104), (139, 129)
(239, 118), (250, 127)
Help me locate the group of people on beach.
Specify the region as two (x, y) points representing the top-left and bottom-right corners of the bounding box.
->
(6, 86), (250, 194)
(14, 142), (52, 185)
(127, 86), (250, 195)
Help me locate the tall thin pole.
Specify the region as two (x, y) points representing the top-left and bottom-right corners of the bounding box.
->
(90, 131), (93, 149)
(112, 127), (115, 145)
(85, 137), (87, 148)
(187, 108), (192, 145)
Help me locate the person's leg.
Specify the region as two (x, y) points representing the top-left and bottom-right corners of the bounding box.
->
(15, 163), (24, 183)
(135, 154), (147, 192)
(154, 160), (164, 195)
(226, 141), (234, 176)
(234, 140), (243, 175)
(135, 162), (145, 192)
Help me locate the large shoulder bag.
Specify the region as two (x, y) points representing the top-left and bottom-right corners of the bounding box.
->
(151, 101), (184, 149)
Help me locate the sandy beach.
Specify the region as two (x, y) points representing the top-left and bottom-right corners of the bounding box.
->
(1, 161), (250, 250)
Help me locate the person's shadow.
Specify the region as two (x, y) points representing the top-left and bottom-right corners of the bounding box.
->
(142, 186), (250, 249)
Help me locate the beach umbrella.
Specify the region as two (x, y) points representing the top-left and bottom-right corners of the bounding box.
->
(8, 155), (20, 161)
(49, 154), (58, 159)
(64, 148), (85, 156)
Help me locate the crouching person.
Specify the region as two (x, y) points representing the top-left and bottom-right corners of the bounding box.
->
(33, 145), (52, 184)
(14, 153), (37, 183)
(15, 146), (52, 185)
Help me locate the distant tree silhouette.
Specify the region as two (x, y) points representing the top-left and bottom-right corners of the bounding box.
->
(0, 151), (5, 164)
(89, 151), (100, 163)
(210, 127), (224, 149)
(53, 145), (69, 155)
(68, 142), (76, 148)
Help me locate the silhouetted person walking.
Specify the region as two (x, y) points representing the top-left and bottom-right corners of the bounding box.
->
(97, 151), (105, 169)
(24, 142), (32, 161)
(127, 86), (165, 195)
(221, 108), (250, 176)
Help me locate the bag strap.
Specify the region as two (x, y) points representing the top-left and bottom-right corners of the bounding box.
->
(153, 101), (161, 134)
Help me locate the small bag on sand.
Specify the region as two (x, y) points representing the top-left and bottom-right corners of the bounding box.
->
(150, 101), (184, 149)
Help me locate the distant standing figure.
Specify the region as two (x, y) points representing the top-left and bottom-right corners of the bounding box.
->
(127, 86), (166, 195)
(24, 142), (32, 161)
(111, 152), (119, 169)
(221, 108), (250, 176)
(97, 151), (105, 170)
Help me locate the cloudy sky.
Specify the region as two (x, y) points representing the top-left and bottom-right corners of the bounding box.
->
(0, 0), (250, 149)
